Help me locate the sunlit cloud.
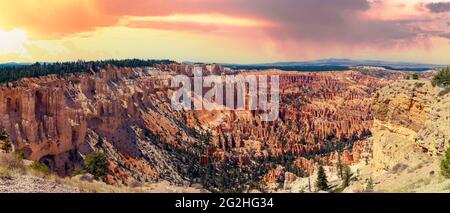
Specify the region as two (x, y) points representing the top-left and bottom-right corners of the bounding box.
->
(0, 28), (30, 55)
(0, 0), (449, 64)
(121, 14), (271, 28)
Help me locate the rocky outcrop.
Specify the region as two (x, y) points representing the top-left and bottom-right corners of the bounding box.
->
(370, 81), (439, 172)
(263, 165), (285, 188)
(0, 64), (392, 189)
(210, 71), (385, 163)
(0, 66), (204, 185)
(340, 80), (450, 192)
(416, 91), (450, 156)
(371, 81), (450, 175)
(372, 81), (435, 132)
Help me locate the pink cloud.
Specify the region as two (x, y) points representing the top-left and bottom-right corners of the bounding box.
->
(1, 0), (447, 50)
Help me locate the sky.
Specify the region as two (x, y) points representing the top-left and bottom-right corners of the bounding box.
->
(0, 0), (450, 64)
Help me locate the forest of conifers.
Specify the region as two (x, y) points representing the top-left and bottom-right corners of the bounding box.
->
(0, 59), (174, 83)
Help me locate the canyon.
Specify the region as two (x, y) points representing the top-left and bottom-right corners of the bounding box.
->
(0, 63), (448, 192)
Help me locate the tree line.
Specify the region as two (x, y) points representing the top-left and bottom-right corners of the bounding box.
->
(0, 59), (175, 84)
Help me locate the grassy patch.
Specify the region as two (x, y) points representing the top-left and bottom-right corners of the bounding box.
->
(29, 161), (50, 176)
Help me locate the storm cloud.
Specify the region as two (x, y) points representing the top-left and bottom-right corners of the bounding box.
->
(426, 2), (450, 13)
(0, 0), (440, 46)
(102, 0), (424, 46)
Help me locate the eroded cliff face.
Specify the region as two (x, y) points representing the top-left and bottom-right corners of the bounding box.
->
(416, 91), (450, 156)
(0, 65), (394, 189)
(0, 66), (204, 185)
(204, 70), (385, 174)
(370, 81), (438, 172)
(356, 80), (450, 192)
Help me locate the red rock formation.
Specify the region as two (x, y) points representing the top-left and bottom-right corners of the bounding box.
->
(0, 66), (204, 185)
(294, 157), (315, 174)
(263, 165), (285, 185)
(204, 71), (385, 165)
(0, 64), (389, 187)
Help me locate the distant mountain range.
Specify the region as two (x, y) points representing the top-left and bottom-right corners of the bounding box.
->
(2, 59), (446, 71)
(221, 59), (447, 72)
(0, 62), (31, 68)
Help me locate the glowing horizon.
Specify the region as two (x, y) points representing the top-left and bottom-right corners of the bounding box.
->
(1, 0), (450, 64)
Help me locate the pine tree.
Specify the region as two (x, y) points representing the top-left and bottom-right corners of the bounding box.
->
(366, 178), (374, 192)
(441, 148), (450, 178)
(315, 165), (329, 191)
(341, 165), (352, 188)
(336, 152), (343, 179)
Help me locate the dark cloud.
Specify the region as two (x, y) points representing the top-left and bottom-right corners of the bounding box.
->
(99, 0), (432, 46)
(44, 0), (430, 46)
(426, 2), (450, 13)
(439, 32), (450, 39)
(234, 0), (420, 45)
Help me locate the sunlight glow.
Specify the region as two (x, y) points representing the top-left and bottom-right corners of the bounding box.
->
(0, 28), (30, 54)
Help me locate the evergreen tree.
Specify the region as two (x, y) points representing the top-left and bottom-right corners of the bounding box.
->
(83, 151), (109, 179)
(441, 148), (450, 178)
(366, 178), (374, 192)
(336, 152), (343, 179)
(315, 165), (329, 191)
(0, 59), (175, 83)
(341, 165), (352, 188)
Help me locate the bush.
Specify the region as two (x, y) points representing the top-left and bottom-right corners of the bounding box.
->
(0, 153), (25, 171)
(0, 167), (12, 179)
(83, 152), (109, 179)
(366, 178), (374, 192)
(71, 168), (87, 177)
(30, 161), (50, 175)
(441, 148), (450, 178)
(0, 140), (12, 152)
(14, 150), (26, 160)
(0, 129), (8, 141)
(412, 74), (419, 80)
(432, 67), (450, 88)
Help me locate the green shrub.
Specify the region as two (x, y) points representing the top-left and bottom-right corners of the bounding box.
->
(71, 168), (87, 176)
(366, 178), (374, 192)
(83, 152), (109, 179)
(30, 161), (50, 175)
(0, 167), (12, 179)
(0, 129), (8, 141)
(14, 150), (26, 160)
(0, 153), (25, 171)
(0, 140), (12, 152)
(441, 148), (450, 178)
(432, 67), (450, 88)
